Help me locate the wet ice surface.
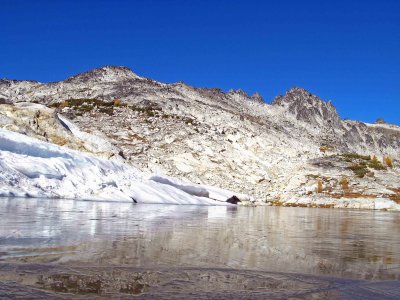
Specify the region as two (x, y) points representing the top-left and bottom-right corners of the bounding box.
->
(0, 198), (400, 299)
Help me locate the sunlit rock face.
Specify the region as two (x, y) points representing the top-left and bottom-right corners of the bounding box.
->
(272, 87), (342, 128)
(1, 66), (400, 206)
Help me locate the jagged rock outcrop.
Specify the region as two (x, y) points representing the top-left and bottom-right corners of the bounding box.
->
(375, 118), (386, 124)
(1, 66), (399, 208)
(250, 92), (265, 104)
(272, 87), (342, 128)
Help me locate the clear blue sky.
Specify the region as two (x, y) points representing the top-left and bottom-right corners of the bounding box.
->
(1, 0), (399, 124)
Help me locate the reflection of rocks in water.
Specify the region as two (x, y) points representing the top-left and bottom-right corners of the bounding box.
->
(1, 198), (400, 281)
(37, 272), (146, 295)
(1, 264), (400, 299)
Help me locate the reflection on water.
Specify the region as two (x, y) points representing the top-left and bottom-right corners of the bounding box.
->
(1, 197), (400, 281)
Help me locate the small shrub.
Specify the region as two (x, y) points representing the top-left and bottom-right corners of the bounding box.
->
(320, 145), (333, 153)
(60, 100), (69, 108)
(146, 110), (155, 117)
(316, 179), (323, 193)
(384, 156), (393, 168)
(114, 99), (121, 106)
(320, 146), (327, 153)
(341, 153), (371, 161)
(348, 164), (368, 178)
(358, 160), (367, 167)
(369, 155), (386, 170)
(99, 107), (114, 115)
(339, 176), (349, 191)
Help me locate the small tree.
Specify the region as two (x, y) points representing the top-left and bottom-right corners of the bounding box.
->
(316, 179), (323, 193)
(114, 99), (121, 106)
(384, 156), (393, 168)
(319, 146), (329, 153)
(60, 100), (69, 108)
(339, 175), (349, 191)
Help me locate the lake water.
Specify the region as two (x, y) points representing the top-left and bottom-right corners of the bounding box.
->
(0, 197), (400, 299)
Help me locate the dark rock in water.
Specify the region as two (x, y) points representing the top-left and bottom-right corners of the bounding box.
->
(226, 196), (241, 204)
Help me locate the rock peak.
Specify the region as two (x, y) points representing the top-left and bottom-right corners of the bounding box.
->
(227, 89), (248, 97)
(250, 92), (264, 104)
(272, 87), (341, 127)
(226, 89), (264, 104)
(64, 65), (140, 83)
(374, 118), (386, 124)
(287, 86), (310, 94)
(282, 87), (317, 101)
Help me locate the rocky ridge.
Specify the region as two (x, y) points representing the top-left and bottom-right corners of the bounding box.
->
(1, 66), (399, 209)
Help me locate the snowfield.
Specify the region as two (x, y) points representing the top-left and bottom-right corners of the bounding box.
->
(0, 128), (244, 205)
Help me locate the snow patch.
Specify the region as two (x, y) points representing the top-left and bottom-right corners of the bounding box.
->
(0, 128), (243, 205)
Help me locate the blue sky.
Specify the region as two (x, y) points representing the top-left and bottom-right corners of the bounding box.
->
(1, 0), (399, 124)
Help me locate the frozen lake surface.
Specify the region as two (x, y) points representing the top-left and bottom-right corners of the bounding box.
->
(1, 198), (400, 298)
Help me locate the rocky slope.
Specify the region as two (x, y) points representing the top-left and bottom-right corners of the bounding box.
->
(1, 66), (399, 209)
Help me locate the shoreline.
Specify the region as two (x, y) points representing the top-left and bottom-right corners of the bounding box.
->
(2, 195), (400, 211)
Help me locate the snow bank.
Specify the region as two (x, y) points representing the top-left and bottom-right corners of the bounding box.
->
(0, 128), (244, 205)
(149, 175), (210, 197)
(149, 175), (254, 202)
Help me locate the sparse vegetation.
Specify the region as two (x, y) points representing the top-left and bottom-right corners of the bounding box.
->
(340, 153), (371, 162)
(348, 163), (369, 178)
(54, 98), (115, 108)
(339, 152), (388, 177)
(129, 104), (161, 117)
(50, 98), (118, 116)
(319, 145), (332, 153)
(368, 155), (386, 170)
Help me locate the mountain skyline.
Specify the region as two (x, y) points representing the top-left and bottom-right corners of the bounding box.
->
(1, 65), (397, 126)
(1, 0), (399, 125)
